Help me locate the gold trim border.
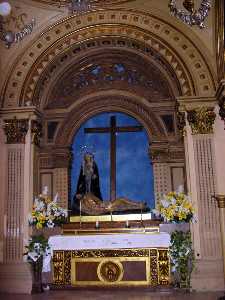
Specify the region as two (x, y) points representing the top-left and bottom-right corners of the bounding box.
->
(70, 212), (152, 222)
(52, 248), (170, 287)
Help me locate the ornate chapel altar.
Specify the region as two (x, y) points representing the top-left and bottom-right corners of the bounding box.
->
(47, 214), (171, 288)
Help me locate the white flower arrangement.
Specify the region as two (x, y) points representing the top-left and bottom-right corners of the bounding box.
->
(153, 186), (195, 223)
(29, 187), (68, 229)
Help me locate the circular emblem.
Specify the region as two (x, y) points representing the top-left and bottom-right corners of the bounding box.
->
(97, 260), (124, 283)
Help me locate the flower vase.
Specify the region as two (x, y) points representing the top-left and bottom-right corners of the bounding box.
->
(180, 273), (189, 289)
(31, 256), (44, 293)
(32, 226), (62, 239)
(159, 222), (190, 234)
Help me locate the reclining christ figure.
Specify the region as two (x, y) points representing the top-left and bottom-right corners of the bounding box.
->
(72, 152), (146, 215)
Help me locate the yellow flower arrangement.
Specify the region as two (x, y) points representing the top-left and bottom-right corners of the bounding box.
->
(154, 189), (195, 223)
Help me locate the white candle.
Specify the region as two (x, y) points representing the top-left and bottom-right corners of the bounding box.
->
(42, 186), (48, 195)
(96, 220), (99, 228)
(126, 220), (129, 227)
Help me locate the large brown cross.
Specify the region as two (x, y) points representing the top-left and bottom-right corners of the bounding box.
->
(84, 116), (143, 201)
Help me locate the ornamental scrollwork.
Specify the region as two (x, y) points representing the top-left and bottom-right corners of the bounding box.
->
(3, 118), (28, 144)
(186, 107), (216, 134)
(169, 0), (211, 29)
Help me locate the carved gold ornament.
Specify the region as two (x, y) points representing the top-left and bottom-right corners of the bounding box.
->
(31, 120), (42, 146)
(169, 0), (211, 28)
(187, 107), (216, 134)
(3, 118), (28, 144)
(97, 260), (124, 282)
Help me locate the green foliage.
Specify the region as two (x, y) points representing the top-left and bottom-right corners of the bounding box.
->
(169, 230), (195, 288)
(24, 234), (50, 263)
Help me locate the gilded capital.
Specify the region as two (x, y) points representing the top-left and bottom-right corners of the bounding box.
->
(3, 118), (28, 144)
(214, 195), (225, 209)
(187, 107), (216, 134)
(31, 120), (42, 146)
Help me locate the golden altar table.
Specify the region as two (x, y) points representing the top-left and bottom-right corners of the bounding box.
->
(50, 214), (170, 288)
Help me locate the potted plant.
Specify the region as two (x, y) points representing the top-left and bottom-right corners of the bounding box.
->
(24, 234), (50, 293)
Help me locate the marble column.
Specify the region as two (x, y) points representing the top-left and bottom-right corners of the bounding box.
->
(177, 98), (224, 291)
(0, 108), (42, 293)
(214, 195), (225, 286)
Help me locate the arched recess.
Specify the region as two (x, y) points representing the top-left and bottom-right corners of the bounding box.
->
(1, 9), (216, 108)
(54, 92), (167, 148)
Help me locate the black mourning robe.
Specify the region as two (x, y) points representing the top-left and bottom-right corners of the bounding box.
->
(72, 161), (102, 213)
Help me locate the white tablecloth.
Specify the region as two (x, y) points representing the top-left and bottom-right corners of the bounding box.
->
(43, 233), (170, 272)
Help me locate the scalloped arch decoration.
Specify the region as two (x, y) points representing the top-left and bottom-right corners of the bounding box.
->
(2, 9), (215, 108)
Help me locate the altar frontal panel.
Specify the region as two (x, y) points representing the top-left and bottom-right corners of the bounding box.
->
(52, 249), (170, 287)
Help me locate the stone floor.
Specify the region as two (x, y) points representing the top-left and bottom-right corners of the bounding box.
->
(0, 289), (224, 300)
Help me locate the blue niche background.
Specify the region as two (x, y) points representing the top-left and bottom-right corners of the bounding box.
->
(71, 112), (155, 208)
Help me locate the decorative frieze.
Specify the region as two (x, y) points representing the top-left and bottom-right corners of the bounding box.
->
(187, 107), (216, 134)
(3, 118), (28, 144)
(149, 148), (169, 162)
(149, 146), (184, 162)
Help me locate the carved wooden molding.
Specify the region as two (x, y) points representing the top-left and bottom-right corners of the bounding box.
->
(1, 9), (215, 108)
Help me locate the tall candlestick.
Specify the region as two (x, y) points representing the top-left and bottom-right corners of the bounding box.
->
(96, 220), (99, 229)
(126, 219), (129, 228)
(79, 200), (82, 227)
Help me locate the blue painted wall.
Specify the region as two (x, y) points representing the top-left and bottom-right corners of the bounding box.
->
(70, 112), (155, 208)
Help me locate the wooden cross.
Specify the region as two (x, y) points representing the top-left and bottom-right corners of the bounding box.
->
(84, 116), (143, 201)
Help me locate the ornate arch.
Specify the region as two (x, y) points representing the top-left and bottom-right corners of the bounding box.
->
(38, 44), (179, 109)
(1, 9), (215, 108)
(54, 92), (167, 147)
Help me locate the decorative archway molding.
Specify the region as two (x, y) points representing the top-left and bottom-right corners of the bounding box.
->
(54, 91), (169, 147)
(36, 41), (180, 109)
(1, 9), (216, 108)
